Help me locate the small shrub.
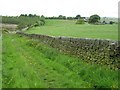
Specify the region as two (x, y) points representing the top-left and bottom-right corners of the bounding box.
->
(34, 21), (41, 27)
(76, 19), (85, 24)
(17, 23), (26, 29)
(110, 21), (114, 24)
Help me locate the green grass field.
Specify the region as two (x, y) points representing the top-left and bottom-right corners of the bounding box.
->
(2, 34), (118, 88)
(25, 20), (118, 40)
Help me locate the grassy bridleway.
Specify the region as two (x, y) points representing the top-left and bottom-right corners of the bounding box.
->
(2, 34), (118, 88)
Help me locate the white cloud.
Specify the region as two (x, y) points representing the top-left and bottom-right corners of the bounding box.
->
(0, 0), (119, 17)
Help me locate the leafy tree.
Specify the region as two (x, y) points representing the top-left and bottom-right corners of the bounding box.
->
(34, 21), (43, 27)
(62, 16), (66, 19)
(58, 15), (62, 18)
(33, 14), (37, 17)
(57, 15), (66, 19)
(41, 15), (45, 18)
(20, 14), (25, 17)
(24, 14), (27, 17)
(110, 21), (114, 24)
(75, 15), (81, 19)
(89, 14), (100, 24)
(58, 15), (63, 19)
(20, 14), (28, 17)
(67, 17), (74, 20)
(40, 15), (45, 24)
(28, 14), (34, 17)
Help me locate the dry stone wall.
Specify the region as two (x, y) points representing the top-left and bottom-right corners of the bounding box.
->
(17, 32), (120, 69)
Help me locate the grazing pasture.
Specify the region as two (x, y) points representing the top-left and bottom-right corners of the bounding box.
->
(25, 20), (118, 40)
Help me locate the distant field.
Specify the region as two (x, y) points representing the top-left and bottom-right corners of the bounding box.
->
(25, 20), (118, 40)
(100, 18), (118, 22)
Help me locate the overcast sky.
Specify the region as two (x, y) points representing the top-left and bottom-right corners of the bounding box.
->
(0, 0), (119, 17)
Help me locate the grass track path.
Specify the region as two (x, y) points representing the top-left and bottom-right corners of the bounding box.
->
(2, 34), (91, 88)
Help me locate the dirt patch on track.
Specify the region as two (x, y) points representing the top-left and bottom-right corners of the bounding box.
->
(1, 24), (18, 29)
(1, 24), (18, 34)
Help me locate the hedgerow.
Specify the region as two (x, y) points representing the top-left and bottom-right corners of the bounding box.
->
(2, 14), (45, 30)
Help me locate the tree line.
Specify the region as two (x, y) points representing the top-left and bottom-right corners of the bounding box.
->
(45, 15), (84, 20)
(45, 14), (116, 25)
(2, 14), (116, 30)
(2, 14), (45, 30)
